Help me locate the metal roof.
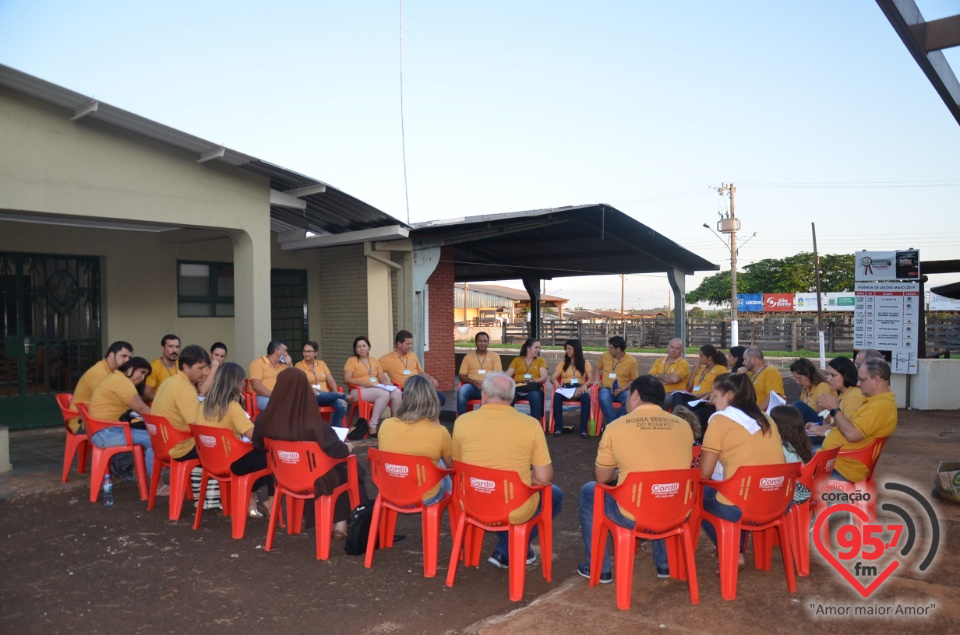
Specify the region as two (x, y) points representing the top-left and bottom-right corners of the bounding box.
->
(411, 205), (718, 282)
(0, 64), (406, 236)
(454, 283), (567, 303)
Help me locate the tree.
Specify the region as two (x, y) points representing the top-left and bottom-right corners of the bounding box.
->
(685, 252), (856, 306)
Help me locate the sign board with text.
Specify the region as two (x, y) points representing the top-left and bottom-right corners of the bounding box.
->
(854, 282), (919, 374)
(855, 250), (920, 282)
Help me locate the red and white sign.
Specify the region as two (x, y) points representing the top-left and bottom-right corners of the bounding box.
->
(763, 293), (794, 312)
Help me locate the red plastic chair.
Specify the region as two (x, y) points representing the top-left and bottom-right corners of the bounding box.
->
(263, 438), (361, 560)
(785, 446), (839, 576)
(55, 393), (89, 483)
(446, 462), (553, 602)
(189, 423), (272, 539)
(143, 413), (197, 521)
(317, 387), (347, 426)
(591, 469), (701, 609)
(346, 385), (375, 429)
(550, 382), (596, 435)
(698, 462), (802, 601)
(833, 436), (890, 529)
(76, 404), (149, 503)
(691, 445), (702, 469)
(365, 449), (455, 577)
(242, 380), (260, 421)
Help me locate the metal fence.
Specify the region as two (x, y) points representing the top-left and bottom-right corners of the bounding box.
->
(503, 315), (960, 354)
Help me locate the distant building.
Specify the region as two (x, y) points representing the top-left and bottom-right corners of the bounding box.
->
(454, 283), (568, 325)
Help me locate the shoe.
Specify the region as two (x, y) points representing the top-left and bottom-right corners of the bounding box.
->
(248, 507), (263, 519)
(656, 567), (670, 579)
(487, 551), (536, 569)
(553, 430), (562, 437)
(156, 484), (170, 497)
(580, 432), (589, 439)
(577, 562), (613, 584)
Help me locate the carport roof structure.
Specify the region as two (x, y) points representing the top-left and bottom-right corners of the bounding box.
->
(411, 204), (718, 283)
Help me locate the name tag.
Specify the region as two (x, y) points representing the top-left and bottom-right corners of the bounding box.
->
(479, 369), (487, 375)
(403, 369), (412, 375)
(571, 378), (579, 385)
(693, 385), (701, 392)
(370, 376), (377, 383)
(608, 373), (617, 379)
(523, 373), (532, 380)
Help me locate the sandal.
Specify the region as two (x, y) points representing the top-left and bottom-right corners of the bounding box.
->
(333, 529), (348, 541)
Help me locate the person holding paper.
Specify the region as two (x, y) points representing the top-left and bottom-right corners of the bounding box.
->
(507, 338), (548, 424)
(666, 344), (727, 411)
(254, 368), (369, 539)
(789, 358), (832, 423)
(742, 347), (785, 411)
(197, 362), (274, 518)
(344, 336), (402, 437)
(296, 340), (347, 428)
(550, 339), (593, 438)
(698, 373), (785, 564)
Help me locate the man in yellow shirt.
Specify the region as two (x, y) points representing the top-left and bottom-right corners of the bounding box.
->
(248, 339), (292, 411)
(594, 336), (639, 424)
(152, 344), (211, 461)
(819, 358), (897, 482)
(649, 338), (691, 393)
(456, 332), (502, 415)
(70, 340), (133, 433)
(577, 376), (693, 582)
(742, 347), (785, 411)
(380, 330), (446, 406)
(452, 372), (563, 568)
(143, 334), (181, 402)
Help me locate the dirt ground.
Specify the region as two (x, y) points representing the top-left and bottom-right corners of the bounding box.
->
(2, 371), (959, 634)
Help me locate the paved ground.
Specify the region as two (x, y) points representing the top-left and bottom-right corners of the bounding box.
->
(2, 360), (958, 634)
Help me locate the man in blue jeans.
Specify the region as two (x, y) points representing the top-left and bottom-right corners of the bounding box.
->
(594, 336), (638, 426)
(578, 376), (693, 582)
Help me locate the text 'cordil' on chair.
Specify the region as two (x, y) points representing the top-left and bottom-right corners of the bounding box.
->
(446, 462), (553, 602)
(264, 438), (360, 561)
(365, 448), (455, 578)
(76, 404), (148, 503)
(143, 413), (197, 521)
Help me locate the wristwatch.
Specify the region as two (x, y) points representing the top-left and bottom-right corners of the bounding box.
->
(829, 407), (840, 418)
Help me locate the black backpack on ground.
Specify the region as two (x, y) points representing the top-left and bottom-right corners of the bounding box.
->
(344, 502), (376, 555)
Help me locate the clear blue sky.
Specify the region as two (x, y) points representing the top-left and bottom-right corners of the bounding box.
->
(2, 1), (958, 309)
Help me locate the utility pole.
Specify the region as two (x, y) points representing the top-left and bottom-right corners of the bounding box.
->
(719, 183), (739, 346)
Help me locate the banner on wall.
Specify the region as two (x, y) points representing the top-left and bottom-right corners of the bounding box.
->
(737, 294), (764, 312)
(855, 249), (920, 282)
(930, 292), (960, 311)
(825, 292), (856, 311)
(763, 293), (794, 312)
(794, 293), (828, 312)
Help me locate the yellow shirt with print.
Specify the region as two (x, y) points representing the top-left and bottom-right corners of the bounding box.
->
(650, 356), (691, 392)
(702, 412), (785, 504)
(596, 352), (638, 390)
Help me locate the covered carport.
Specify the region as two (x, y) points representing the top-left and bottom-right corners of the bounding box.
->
(410, 204), (718, 343)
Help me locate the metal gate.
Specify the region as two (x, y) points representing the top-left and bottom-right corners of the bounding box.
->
(271, 269), (308, 358)
(0, 252), (101, 429)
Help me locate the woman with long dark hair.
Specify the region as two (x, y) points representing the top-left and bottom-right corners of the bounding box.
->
(667, 344), (727, 411)
(770, 405), (812, 504)
(727, 346), (746, 373)
(699, 373), (785, 565)
(343, 336), (402, 437)
(807, 356), (862, 446)
(255, 368), (370, 539)
(550, 339), (593, 438)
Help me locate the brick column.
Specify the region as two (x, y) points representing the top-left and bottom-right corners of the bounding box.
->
(424, 246), (455, 390)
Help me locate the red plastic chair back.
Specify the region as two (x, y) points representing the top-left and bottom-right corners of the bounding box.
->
(788, 446), (839, 576)
(691, 445), (702, 469)
(346, 385), (375, 430)
(593, 469), (701, 608)
(798, 445), (840, 491)
(456, 382), (482, 414)
(76, 403), (149, 502)
(446, 461), (553, 601)
(837, 436), (889, 482)
(190, 423), (253, 480)
(242, 380), (260, 420)
(143, 413), (197, 520)
(56, 393), (89, 482)
(365, 448), (454, 577)
(263, 438), (360, 560)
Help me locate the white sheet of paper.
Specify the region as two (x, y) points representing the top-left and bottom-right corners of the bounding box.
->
(376, 384), (398, 392)
(766, 390), (787, 414)
(334, 426), (349, 441)
(556, 387), (576, 400)
(687, 399), (706, 407)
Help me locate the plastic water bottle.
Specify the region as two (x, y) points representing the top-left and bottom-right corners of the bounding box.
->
(102, 474), (114, 506)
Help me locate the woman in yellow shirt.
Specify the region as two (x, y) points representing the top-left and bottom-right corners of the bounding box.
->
(550, 339), (593, 438)
(789, 358), (832, 423)
(807, 356), (863, 447)
(296, 340), (348, 428)
(506, 338), (548, 424)
(343, 336), (402, 437)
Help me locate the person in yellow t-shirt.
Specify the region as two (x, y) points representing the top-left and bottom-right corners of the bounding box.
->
(741, 347), (785, 411)
(380, 330), (446, 406)
(248, 339), (293, 411)
(550, 339), (594, 438)
(151, 345), (211, 461)
(789, 357), (832, 423)
(70, 340), (133, 433)
(344, 336), (402, 436)
(143, 334), (181, 402)
(456, 331), (502, 415)
(506, 338), (549, 423)
(296, 340), (347, 428)
(806, 357), (863, 446)
(577, 375), (693, 582)
(818, 358), (897, 482)
(593, 336), (638, 425)
(378, 375), (453, 504)
(699, 373), (785, 564)
(452, 372), (563, 569)
(649, 338), (691, 393)
(88, 357), (156, 476)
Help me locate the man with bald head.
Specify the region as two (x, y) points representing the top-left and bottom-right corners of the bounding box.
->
(742, 346), (785, 411)
(452, 372), (563, 569)
(649, 338), (690, 394)
(854, 349), (883, 368)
